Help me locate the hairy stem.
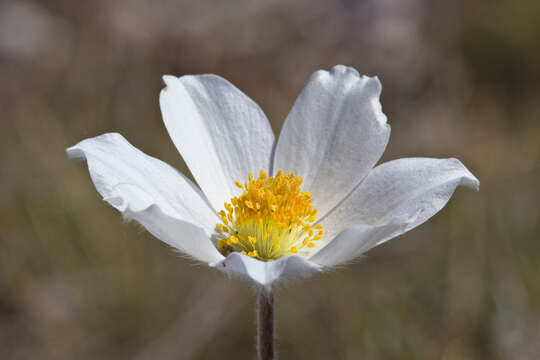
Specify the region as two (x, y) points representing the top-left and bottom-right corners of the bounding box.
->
(257, 288), (275, 360)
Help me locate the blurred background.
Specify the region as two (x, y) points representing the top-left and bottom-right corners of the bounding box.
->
(1, 0), (539, 359)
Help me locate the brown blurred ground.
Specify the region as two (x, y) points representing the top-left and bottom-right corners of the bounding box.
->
(1, 0), (539, 359)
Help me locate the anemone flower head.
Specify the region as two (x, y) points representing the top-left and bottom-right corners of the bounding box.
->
(67, 65), (479, 286)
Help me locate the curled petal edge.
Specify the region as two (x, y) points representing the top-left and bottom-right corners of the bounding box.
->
(210, 252), (322, 286)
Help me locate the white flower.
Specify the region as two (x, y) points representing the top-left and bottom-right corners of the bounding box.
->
(67, 65), (479, 286)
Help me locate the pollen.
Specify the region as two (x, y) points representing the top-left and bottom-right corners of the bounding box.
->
(216, 170), (324, 261)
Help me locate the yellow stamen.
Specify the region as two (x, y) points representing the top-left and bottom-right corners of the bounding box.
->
(215, 170), (323, 261)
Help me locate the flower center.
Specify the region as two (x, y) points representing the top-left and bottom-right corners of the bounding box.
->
(216, 170), (324, 261)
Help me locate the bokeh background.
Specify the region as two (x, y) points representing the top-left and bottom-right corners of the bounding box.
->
(1, 0), (539, 359)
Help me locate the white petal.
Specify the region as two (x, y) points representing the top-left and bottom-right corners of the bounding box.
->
(67, 133), (222, 261)
(211, 253), (321, 286)
(309, 217), (413, 267)
(319, 158), (480, 247)
(273, 65), (390, 217)
(125, 205), (224, 264)
(159, 74), (275, 212)
(67, 132), (217, 229)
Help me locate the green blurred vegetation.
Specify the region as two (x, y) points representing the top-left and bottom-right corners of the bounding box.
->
(1, 0), (539, 359)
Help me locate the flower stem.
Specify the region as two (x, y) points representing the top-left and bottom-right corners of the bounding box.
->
(257, 287), (275, 360)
